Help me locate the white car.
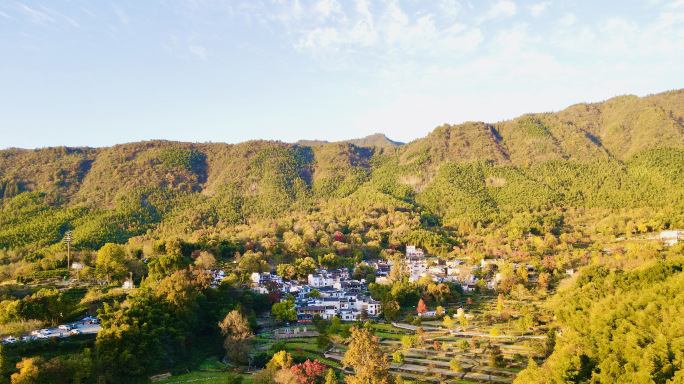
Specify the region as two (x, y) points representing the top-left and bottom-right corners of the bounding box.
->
(40, 329), (51, 335)
(70, 329), (81, 335)
(58, 325), (72, 331)
(36, 333), (49, 339)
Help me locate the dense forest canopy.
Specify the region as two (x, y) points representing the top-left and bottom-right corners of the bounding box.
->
(1, 90), (683, 256)
(0, 89), (683, 384)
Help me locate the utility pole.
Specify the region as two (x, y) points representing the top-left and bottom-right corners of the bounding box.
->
(63, 231), (72, 271)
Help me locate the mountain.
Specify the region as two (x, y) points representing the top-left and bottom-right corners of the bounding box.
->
(1, 89), (684, 251)
(296, 133), (404, 149)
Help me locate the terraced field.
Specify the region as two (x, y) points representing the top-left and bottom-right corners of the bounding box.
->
(255, 296), (548, 383)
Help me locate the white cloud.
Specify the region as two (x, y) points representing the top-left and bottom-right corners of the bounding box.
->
(560, 13), (577, 26)
(0, 11), (11, 19)
(189, 45), (207, 59)
(314, 0), (342, 20)
(528, 1), (551, 17)
(15, 2), (54, 24)
(112, 4), (130, 26)
(479, 1), (517, 23)
(439, 0), (461, 18)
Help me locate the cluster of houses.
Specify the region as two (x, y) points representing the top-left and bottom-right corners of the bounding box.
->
(251, 268), (381, 322)
(239, 244), (537, 323)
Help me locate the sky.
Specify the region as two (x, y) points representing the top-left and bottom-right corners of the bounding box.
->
(1, 0), (683, 149)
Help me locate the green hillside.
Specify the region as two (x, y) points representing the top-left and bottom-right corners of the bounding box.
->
(1, 89), (684, 254)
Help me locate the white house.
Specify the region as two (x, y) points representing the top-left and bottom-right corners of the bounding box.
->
(661, 230), (684, 246)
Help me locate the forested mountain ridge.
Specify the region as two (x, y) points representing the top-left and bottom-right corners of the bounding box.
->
(1, 89), (684, 253)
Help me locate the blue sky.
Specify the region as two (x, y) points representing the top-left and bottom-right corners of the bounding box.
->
(1, 0), (683, 149)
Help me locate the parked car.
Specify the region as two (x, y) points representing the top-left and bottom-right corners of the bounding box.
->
(40, 329), (51, 335)
(58, 325), (72, 331)
(2, 336), (17, 344)
(70, 329), (81, 335)
(36, 333), (49, 339)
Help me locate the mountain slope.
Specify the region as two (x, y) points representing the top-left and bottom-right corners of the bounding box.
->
(1, 89), (684, 250)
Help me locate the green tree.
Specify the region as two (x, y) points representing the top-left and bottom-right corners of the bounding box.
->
(382, 300), (401, 321)
(489, 346), (505, 368)
(392, 350), (405, 365)
(271, 299), (297, 321)
(95, 243), (127, 283)
(342, 327), (395, 384)
(400, 335), (415, 350)
(0, 343), (8, 383)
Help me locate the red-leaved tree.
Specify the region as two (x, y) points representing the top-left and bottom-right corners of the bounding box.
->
(416, 299), (428, 315)
(290, 359), (328, 384)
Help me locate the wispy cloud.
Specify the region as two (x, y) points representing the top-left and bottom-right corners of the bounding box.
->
(478, 1), (517, 23)
(189, 45), (207, 59)
(40, 6), (79, 27)
(112, 4), (130, 26)
(15, 2), (54, 24)
(528, 1), (550, 17)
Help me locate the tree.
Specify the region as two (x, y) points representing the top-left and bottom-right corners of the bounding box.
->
(342, 327), (395, 384)
(219, 310), (252, 365)
(316, 333), (331, 349)
(401, 335), (415, 350)
(267, 351), (294, 371)
(194, 251), (216, 269)
(308, 289), (322, 298)
(518, 315), (533, 336)
(490, 328), (500, 338)
(513, 358), (544, 384)
(290, 359), (328, 384)
(457, 308), (468, 329)
(10, 358), (43, 384)
(330, 316), (341, 334)
(238, 251), (269, 274)
(416, 299), (428, 316)
(0, 344), (8, 384)
(459, 340), (469, 352)
(277, 264), (298, 281)
(325, 368), (338, 384)
(147, 253), (190, 280)
(512, 284), (527, 301)
(497, 293), (504, 312)
(442, 315), (453, 329)
(450, 359), (462, 372)
(95, 243), (127, 283)
(271, 299), (297, 321)
(489, 346), (505, 367)
(392, 351), (405, 365)
(537, 272), (552, 289)
(435, 306), (444, 317)
(383, 300), (401, 321)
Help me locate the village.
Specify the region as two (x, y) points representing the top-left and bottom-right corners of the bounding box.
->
(203, 245), (540, 323)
